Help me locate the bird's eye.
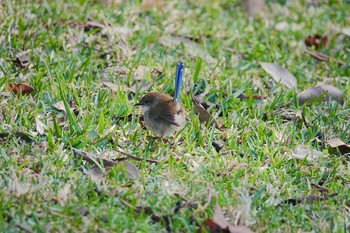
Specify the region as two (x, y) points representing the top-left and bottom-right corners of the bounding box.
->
(144, 100), (149, 104)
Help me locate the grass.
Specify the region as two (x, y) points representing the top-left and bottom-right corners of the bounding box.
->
(0, 0), (349, 232)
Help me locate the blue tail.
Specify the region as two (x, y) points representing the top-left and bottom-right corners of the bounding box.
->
(174, 61), (184, 102)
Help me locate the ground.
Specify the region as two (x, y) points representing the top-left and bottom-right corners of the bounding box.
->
(0, 0), (349, 232)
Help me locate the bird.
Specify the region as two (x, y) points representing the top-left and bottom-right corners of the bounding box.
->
(135, 62), (186, 137)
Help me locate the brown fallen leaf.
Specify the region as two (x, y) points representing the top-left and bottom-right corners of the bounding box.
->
(14, 52), (31, 68)
(35, 117), (46, 135)
(7, 83), (34, 95)
(304, 34), (329, 48)
(52, 100), (77, 114)
(121, 161), (140, 179)
(191, 92), (225, 130)
(260, 62), (297, 89)
(297, 85), (344, 105)
(73, 148), (140, 181)
(212, 140), (225, 153)
(199, 203), (254, 233)
(326, 138), (350, 155)
(291, 145), (323, 162)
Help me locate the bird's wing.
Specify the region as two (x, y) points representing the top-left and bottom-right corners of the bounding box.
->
(154, 112), (180, 127)
(151, 102), (180, 127)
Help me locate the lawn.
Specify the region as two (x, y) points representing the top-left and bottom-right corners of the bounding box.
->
(0, 0), (349, 232)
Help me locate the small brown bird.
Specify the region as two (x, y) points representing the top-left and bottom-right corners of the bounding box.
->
(135, 62), (186, 137)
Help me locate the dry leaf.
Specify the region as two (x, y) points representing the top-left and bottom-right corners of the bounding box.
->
(326, 138), (350, 155)
(14, 52), (31, 67)
(121, 161), (140, 180)
(200, 202), (255, 233)
(212, 140), (225, 152)
(36, 117), (46, 135)
(297, 85), (344, 105)
(191, 93), (216, 127)
(260, 62), (297, 89)
(291, 145), (323, 161)
(7, 83), (34, 95)
(320, 85), (344, 105)
(191, 93), (225, 130)
(52, 100), (77, 114)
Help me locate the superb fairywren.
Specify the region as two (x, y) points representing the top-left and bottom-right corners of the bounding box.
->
(135, 62), (186, 137)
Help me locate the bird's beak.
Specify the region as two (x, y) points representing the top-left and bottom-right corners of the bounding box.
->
(134, 102), (142, 106)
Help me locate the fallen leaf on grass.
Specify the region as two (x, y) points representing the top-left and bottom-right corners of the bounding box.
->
(191, 93), (225, 130)
(291, 145), (323, 161)
(260, 62), (297, 89)
(52, 100), (77, 114)
(7, 83), (34, 95)
(199, 203), (254, 233)
(326, 138), (350, 155)
(304, 34), (329, 48)
(194, 95), (222, 116)
(297, 85), (344, 105)
(14, 52), (31, 68)
(72, 148), (147, 181)
(36, 117), (46, 135)
(212, 140), (225, 152)
(121, 161), (140, 179)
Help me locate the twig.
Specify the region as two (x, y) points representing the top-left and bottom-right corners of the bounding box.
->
(72, 148), (116, 167)
(115, 148), (159, 163)
(304, 49), (346, 66)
